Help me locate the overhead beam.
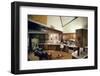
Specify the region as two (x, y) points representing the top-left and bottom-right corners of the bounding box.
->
(60, 16), (64, 27)
(62, 17), (78, 27)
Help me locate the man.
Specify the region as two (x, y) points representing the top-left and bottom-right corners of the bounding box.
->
(32, 37), (39, 50)
(60, 42), (64, 51)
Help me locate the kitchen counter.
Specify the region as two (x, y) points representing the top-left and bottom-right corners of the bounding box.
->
(39, 43), (60, 50)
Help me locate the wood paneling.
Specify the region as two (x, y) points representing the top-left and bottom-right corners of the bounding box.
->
(63, 33), (76, 41)
(28, 15), (47, 25)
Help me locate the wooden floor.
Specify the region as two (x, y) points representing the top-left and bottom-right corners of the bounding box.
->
(46, 50), (72, 60)
(28, 50), (72, 61)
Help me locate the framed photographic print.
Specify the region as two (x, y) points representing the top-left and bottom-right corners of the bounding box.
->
(11, 1), (98, 74)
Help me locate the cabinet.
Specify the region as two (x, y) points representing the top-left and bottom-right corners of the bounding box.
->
(76, 29), (88, 47)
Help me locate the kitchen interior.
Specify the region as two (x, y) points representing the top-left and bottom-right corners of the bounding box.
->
(28, 15), (88, 61)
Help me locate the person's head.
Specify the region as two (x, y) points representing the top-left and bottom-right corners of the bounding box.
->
(61, 39), (63, 42)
